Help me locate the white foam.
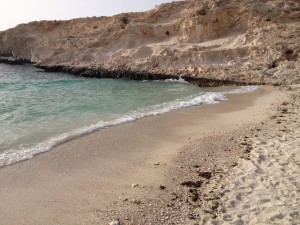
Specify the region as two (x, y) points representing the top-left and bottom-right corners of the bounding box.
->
(224, 85), (258, 94)
(164, 78), (188, 83)
(142, 78), (188, 83)
(0, 86), (257, 168)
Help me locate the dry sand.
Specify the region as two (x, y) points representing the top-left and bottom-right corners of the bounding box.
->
(0, 86), (298, 225)
(200, 86), (300, 225)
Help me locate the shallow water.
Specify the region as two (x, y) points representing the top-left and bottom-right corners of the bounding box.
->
(0, 64), (256, 167)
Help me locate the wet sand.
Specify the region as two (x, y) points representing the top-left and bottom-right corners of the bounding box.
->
(0, 86), (293, 225)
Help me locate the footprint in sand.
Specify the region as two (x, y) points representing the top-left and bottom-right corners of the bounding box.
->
(206, 128), (300, 225)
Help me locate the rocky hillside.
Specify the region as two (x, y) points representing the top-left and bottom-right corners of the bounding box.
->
(0, 0), (299, 85)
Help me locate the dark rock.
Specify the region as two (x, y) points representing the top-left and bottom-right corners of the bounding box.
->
(188, 189), (199, 202)
(198, 172), (212, 179)
(182, 76), (259, 87)
(188, 213), (196, 219)
(267, 60), (278, 69)
(171, 192), (178, 201)
(196, 8), (207, 16)
(0, 56), (31, 65)
(159, 185), (166, 190)
(231, 162), (238, 167)
(34, 64), (260, 87)
(181, 181), (202, 188)
(121, 17), (129, 24)
(285, 49), (293, 55)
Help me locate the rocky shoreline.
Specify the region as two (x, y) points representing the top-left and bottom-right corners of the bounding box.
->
(0, 56), (261, 86)
(36, 64), (261, 87)
(0, 56), (31, 65)
(1, 0), (299, 86)
(1, 58), (260, 87)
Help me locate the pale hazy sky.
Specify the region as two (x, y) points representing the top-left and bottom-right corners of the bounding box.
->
(0, 0), (177, 31)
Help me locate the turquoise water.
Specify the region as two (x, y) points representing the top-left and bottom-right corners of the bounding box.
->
(0, 64), (256, 167)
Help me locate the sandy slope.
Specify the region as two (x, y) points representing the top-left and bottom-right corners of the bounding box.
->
(198, 86), (300, 225)
(214, 129), (300, 225)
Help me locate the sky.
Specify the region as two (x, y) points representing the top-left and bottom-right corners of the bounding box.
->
(0, 0), (177, 31)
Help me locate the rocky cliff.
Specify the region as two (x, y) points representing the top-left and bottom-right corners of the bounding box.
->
(0, 0), (299, 85)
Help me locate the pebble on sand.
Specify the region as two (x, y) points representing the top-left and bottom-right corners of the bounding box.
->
(109, 220), (120, 225)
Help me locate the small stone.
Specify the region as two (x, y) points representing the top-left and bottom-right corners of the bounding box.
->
(120, 197), (128, 202)
(160, 185), (166, 190)
(210, 200), (219, 210)
(198, 172), (212, 179)
(109, 220), (120, 225)
(131, 183), (139, 188)
(132, 199), (141, 205)
(181, 181), (202, 188)
(187, 213), (196, 219)
(231, 162), (238, 167)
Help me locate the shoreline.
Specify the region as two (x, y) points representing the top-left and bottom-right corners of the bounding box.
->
(1, 61), (261, 86)
(0, 77), (256, 169)
(0, 86), (294, 224)
(36, 64), (261, 87)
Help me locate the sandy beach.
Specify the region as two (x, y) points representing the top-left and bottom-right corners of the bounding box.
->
(0, 86), (299, 225)
(1, 0), (299, 224)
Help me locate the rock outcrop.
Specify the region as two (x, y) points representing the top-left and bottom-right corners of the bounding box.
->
(0, 0), (299, 85)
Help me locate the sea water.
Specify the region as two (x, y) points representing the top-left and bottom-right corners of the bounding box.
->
(0, 64), (256, 167)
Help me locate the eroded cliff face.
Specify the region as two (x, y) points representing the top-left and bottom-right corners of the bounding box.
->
(0, 0), (299, 85)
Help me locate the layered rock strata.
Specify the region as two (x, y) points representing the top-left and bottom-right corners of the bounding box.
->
(0, 0), (299, 85)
